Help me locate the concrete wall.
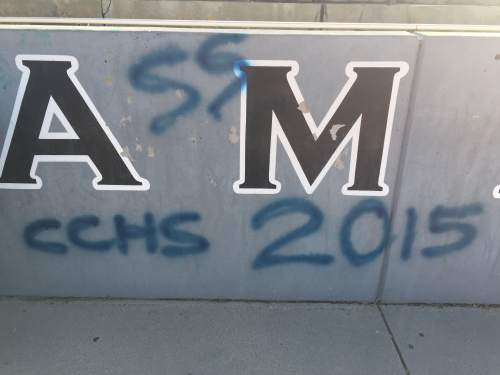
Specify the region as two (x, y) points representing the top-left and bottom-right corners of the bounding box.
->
(2, 0), (500, 24)
(0, 24), (499, 304)
(1, 0), (500, 304)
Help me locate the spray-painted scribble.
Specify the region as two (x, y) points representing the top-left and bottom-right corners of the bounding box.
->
(195, 34), (248, 120)
(114, 212), (158, 254)
(420, 203), (483, 258)
(22, 199), (484, 267)
(128, 46), (201, 135)
(340, 199), (392, 267)
(24, 211), (210, 258)
(129, 34), (248, 134)
(24, 218), (67, 254)
(67, 215), (115, 252)
(251, 198), (334, 269)
(159, 212), (210, 257)
(400, 207), (417, 260)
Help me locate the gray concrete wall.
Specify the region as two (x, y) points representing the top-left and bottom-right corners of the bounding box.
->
(0, 24), (499, 304)
(2, 0), (500, 24)
(1, 1), (500, 304)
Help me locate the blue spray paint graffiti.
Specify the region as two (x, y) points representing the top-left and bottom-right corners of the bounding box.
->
(24, 218), (67, 255)
(195, 34), (247, 74)
(249, 198), (484, 269)
(128, 46), (201, 135)
(195, 34), (248, 120)
(400, 207), (417, 260)
(22, 199), (484, 269)
(420, 203), (483, 258)
(67, 215), (115, 252)
(251, 198), (334, 269)
(24, 211), (210, 258)
(114, 212), (158, 254)
(340, 199), (392, 267)
(128, 34), (248, 134)
(159, 212), (210, 257)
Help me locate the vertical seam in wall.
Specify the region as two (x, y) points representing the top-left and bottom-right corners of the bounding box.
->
(375, 31), (424, 302)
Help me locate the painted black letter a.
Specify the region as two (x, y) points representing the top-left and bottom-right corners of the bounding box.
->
(0, 55), (149, 190)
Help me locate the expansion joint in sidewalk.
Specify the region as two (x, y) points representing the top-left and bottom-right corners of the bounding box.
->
(377, 303), (411, 375)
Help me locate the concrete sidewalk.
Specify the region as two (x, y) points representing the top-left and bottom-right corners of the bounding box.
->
(0, 299), (499, 375)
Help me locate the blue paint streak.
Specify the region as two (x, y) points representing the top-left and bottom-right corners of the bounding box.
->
(67, 215), (114, 252)
(421, 203), (483, 258)
(114, 212), (158, 255)
(196, 34), (247, 74)
(195, 34), (248, 121)
(207, 78), (240, 121)
(24, 218), (67, 254)
(401, 207), (417, 261)
(128, 46), (201, 134)
(129, 46), (188, 93)
(340, 199), (391, 267)
(159, 212), (209, 257)
(251, 198), (334, 270)
(208, 60), (249, 120)
(149, 82), (200, 134)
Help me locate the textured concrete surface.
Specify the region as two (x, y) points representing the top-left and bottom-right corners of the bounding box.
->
(0, 0), (101, 18)
(324, 4), (500, 24)
(105, 1), (500, 24)
(0, 30), (418, 302)
(0, 299), (405, 375)
(1, 299), (499, 375)
(0, 28), (497, 305)
(383, 305), (500, 375)
(2, 0), (500, 24)
(381, 33), (500, 304)
(106, 0), (322, 22)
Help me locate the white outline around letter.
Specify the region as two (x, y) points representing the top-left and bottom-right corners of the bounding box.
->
(0, 55), (150, 191)
(233, 60), (409, 196)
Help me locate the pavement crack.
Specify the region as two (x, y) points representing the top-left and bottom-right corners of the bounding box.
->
(377, 304), (411, 375)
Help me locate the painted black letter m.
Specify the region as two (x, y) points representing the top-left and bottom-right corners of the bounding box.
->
(233, 60), (408, 195)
